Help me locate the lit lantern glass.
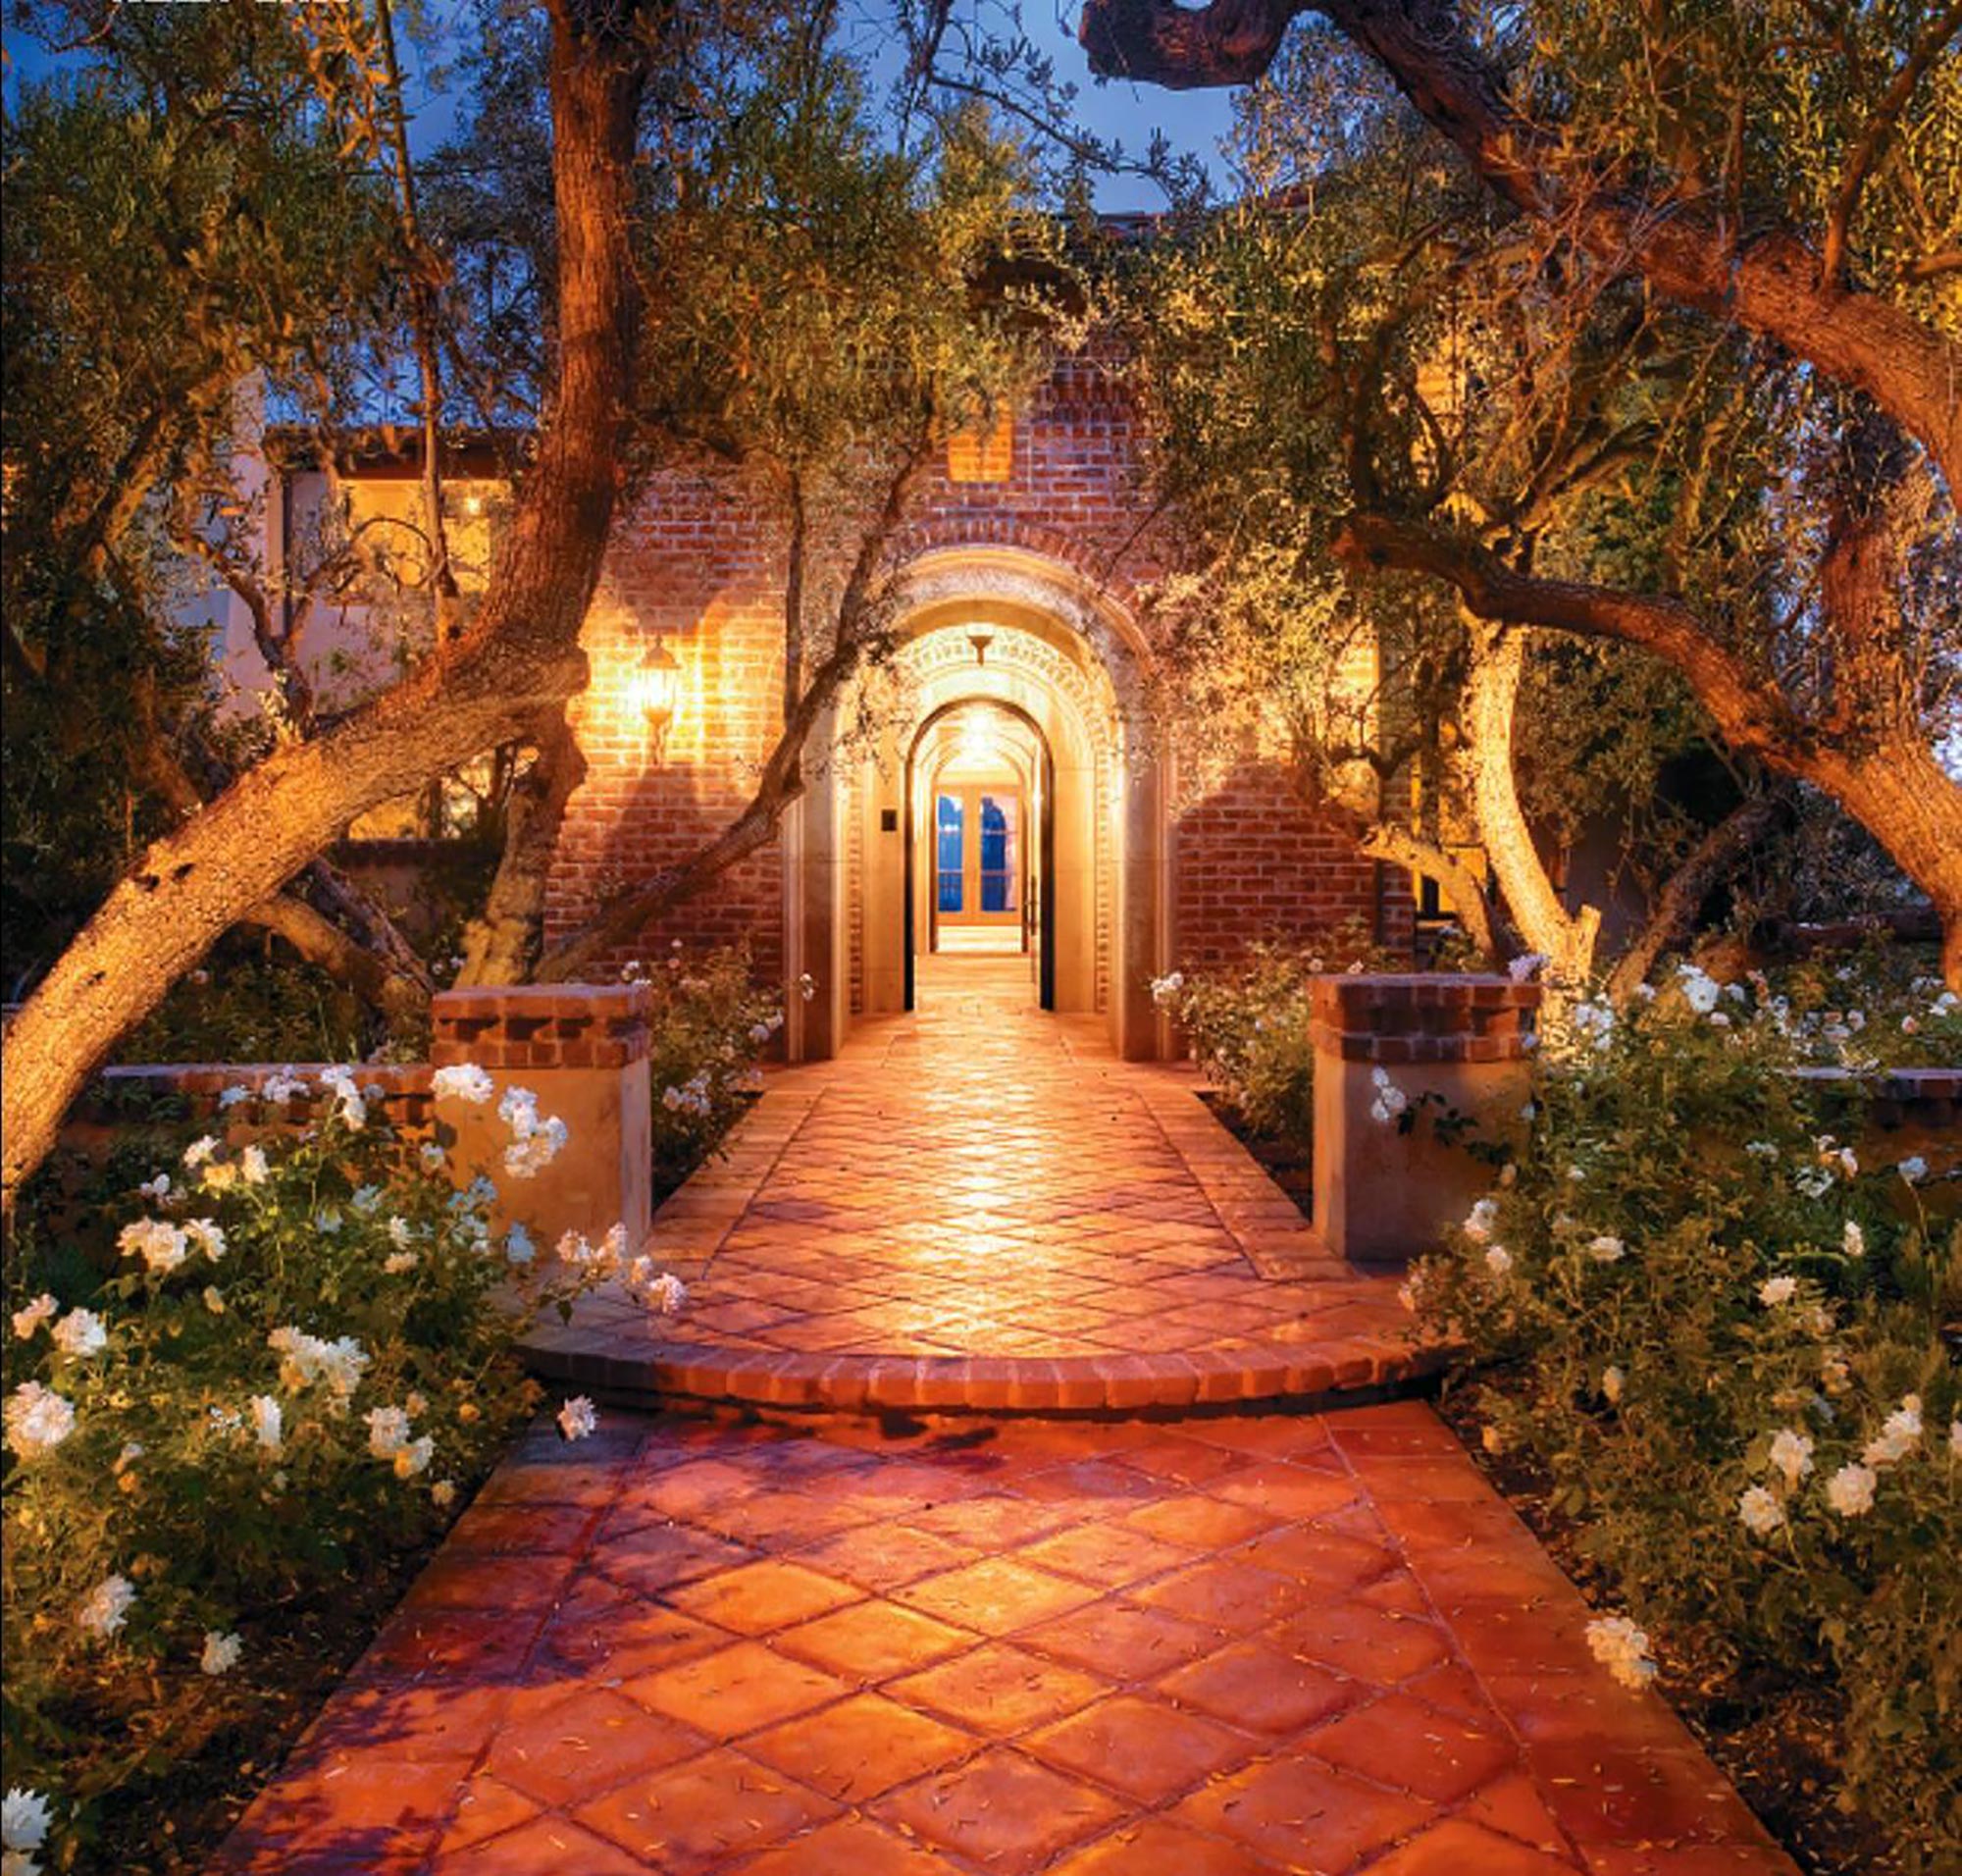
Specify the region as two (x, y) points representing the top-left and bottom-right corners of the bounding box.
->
(636, 637), (681, 745)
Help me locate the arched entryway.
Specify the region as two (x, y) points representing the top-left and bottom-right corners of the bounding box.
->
(904, 698), (1056, 1010)
(783, 545), (1164, 1062)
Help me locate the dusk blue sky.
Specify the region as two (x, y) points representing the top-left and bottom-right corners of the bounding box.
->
(2, 2), (1239, 208)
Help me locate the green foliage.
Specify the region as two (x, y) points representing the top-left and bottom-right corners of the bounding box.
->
(1, 7), (404, 987)
(1411, 967), (1962, 1865)
(630, 943), (786, 1199)
(0, 1079), (628, 1867)
(1150, 923), (1401, 1143)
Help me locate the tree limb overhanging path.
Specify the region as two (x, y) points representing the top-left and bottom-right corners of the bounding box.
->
(1081, 0), (1962, 989)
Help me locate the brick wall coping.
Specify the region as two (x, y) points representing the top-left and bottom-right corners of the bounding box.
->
(87, 1061), (435, 1128)
(431, 982), (653, 1071)
(1788, 1065), (1960, 1129)
(1310, 972), (1541, 1067)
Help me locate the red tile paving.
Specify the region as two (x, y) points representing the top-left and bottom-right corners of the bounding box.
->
(215, 1403), (1798, 1875)
(212, 970), (1795, 1874)
(519, 964), (1432, 1412)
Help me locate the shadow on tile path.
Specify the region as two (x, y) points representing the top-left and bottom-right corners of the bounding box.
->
(214, 1402), (1794, 1874)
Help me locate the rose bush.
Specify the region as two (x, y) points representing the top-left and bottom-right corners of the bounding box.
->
(629, 942), (784, 1199)
(0, 1068), (675, 1873)
(1409, 962), (1960, 1867)
(1151, 922), (1402, 1145)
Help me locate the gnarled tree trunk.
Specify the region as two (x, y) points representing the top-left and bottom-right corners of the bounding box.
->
(1461, 625), (1600, 989)
(1, 0), (652, 1211)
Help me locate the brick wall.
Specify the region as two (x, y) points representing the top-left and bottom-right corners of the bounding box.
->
(1174, 760), (1403, 967)
(544, 346), (1403, 1000)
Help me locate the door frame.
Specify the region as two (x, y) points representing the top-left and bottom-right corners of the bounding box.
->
(904, 700), (1056, 1012)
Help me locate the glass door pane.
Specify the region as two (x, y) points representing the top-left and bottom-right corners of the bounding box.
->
(935, 792), (964, 913)
(979, 794), (1018, 913)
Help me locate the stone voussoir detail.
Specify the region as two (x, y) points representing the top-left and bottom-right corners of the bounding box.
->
(1308, 972), (1542, 1066)
(430, 982), (653, 1071)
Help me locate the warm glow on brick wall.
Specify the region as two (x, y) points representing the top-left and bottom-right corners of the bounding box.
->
(947, 412), (1014, 484)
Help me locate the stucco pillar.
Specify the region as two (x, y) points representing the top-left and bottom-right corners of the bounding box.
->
(1311, 973), (1540, 1264)
(430, 984), (653, 1251)
(1114, 747), (1162, 1060)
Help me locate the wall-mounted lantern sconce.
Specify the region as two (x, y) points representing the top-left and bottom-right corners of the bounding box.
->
(635, 636), (682, 757)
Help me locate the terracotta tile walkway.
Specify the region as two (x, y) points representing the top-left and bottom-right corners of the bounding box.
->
(215, 1400), (1794, 1874)
(522, 959), (1426, 1413)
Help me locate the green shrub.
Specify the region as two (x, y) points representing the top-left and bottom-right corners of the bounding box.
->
(631, 942), (785, 1198)
(1151, 922), (1400, 1143)
(1410, 963), (1961, 1867)
(0, 1072), (656, 1871)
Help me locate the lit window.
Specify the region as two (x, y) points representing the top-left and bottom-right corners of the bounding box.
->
(947, 411), (1013, 484)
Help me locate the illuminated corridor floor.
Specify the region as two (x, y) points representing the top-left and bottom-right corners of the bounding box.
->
(519, 955), (1427, 1413)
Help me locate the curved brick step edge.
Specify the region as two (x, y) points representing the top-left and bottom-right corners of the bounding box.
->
(513, 1332), (1451, 1419)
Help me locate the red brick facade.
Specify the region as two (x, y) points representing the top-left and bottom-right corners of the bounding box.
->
(543, 348), (1407, 1034)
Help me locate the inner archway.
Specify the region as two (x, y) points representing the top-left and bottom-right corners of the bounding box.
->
(904, 698), (1055, 1011)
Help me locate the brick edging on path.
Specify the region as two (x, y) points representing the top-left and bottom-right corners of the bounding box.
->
(516, 1325), (1450, 1417)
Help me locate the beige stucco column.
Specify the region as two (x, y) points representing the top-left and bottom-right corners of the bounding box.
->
(430, 984), (653, 1251)
(1311, 973), (1541, 1264)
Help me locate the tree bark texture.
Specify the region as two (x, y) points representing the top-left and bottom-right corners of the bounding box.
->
(1, 0), (652, 1208)
(454, 711), (588, 987)
(1462, 627), (1601, 988)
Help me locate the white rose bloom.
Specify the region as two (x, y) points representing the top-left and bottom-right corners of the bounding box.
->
(77, 1575), (136, 1641)
(392, 1435), (436, 1480)
(200, 1631), (243, 1677)
(1841, 1221), (1865, 1258)
(1737, 1486), (1785, 1537)
(1601, 1366), (1626, 1405)
(239, 1145), (270, 1185)
(1826, 1463), (1878, 1517)
(1586, 1234), (1626, 1263)
(183, 1219), (226, 1263)
(1483, 1245), (1514, 1277)
(556, 1396), (598, 1441)
(432, 1064), (496, 1104)
(248, 1395), (284, 1454)
(1584, 1614), (1658, 1691)
(50, 1310), (106, 1359)
(119, 1219), (188, 1275)
(1863, 1396), (1923, 1468)
(1896, 1157), (1928, 1184)
(1768, 1429), (1814, 1486)
(1462, 1198), (1500, 1244)
(3, 1788), (55, 1855)
(182, 1135), (220, 1171)
(4, 1382), (77, 1461)
(11, 1295), (57, 1340)
(1758, 1276), (1797, 1307)
(365, 1405), (412, 1459)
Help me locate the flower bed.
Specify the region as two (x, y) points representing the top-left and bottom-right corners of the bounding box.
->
(3, 950), (778, 1874)
(1407, 964), (1961, 1872)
